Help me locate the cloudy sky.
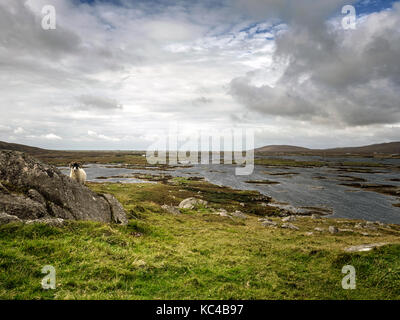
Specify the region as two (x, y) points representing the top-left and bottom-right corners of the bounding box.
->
(0, 0), (399, 150)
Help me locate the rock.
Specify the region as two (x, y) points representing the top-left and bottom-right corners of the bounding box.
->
(217, 209), (230, 217)
(178, 197), (208, 209)
(239, 203), (245, 207)
(25, 218), (65, 227)
(0, 212), (22, 224)
(365, 222), (378, 230)
(328, 226), (339, 234)
(0, 182), (9, 194)
(311, 214), (322, 219)
(314, 227), (324, 232)
(231, 210), (247, 219)
(281, 223), (299, 230)
(0, 150), (127, 225)
(305, 232), (314, 236)
(344, 243), (388, 252)
(27, 188), (46, 205)
(339, 228), (354, 232)
(355, 221), (378, 230)
(261, 219), (278, 227)
(282, 216), (296, 222)
(101, 194), (129, 225)
(161, 204), (181, 215)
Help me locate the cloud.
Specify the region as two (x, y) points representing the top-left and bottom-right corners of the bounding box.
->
(229, 2), (400, 127)
(0, 0), (399, 150)
(87, 130), (120, 141)
(42, 133), (62, 140)
(78, 95), (122, 110)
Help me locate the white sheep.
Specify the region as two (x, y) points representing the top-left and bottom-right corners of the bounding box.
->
(69, 162), (87, 185)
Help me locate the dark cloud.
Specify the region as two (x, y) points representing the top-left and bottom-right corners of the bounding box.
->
(229, 1), (400, 127)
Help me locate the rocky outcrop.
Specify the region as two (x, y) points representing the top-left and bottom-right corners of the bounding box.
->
(178, 197), (208, 209)
(0, 150), (127, 225)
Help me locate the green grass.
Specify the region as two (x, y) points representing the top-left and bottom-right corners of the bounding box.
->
(1, 182), (400, 299)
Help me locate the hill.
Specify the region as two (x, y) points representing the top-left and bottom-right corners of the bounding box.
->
(255, 145), (311, 153)
(255, 142), (400, 155)
(325, 142), (400, 155)
(0, 140), (48, 155)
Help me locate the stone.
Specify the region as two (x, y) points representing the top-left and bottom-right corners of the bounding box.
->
(282, 216), (296, 222)
(314, 227), (324, 232)
(25, 218), (65, 227)
(261, 220), (278, 227)
(281, 223), (299, 230)
(231, 210), (247, 219)
(311, 214), (322, 219)
(161, 204), (181, 215)
(0, 212), (22, 224)
(27, 188), (46, 205)
(344, 243), (388, 252)
(0, 150), (127, 225)
(102, 193), (129, 225)
(328, 226), (339, 234)
(178, 197), (208, 209)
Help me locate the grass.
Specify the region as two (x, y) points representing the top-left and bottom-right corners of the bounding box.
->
(1, 180), (400, 299)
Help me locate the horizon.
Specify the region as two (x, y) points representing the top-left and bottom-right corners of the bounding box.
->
(0, 0), (400, 150)
(1, 138), (399, 152)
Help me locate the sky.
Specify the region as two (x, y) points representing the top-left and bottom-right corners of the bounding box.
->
(0, 0), (399, 150)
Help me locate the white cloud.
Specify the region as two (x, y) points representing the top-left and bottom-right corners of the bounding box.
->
(0, 0), (398, 150)
(42, 133), (62, 140)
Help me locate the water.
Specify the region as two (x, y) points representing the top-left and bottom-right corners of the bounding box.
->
(59, 156), (400, 224)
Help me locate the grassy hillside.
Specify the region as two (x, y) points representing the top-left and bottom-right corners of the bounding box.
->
(1, 179), (400, 299)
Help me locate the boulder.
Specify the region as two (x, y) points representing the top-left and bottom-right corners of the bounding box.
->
(281, 223), (299, 230)
(261, 219), (278, 227)
(282, 216), (296, 222)
(178, 197), (208, 209)
(161, 204), (181, 215)
(328, 226), (339, 234)
(231, 210), (247, 219)
(0, 150), (127, 225)
(0, 212), (22, 224)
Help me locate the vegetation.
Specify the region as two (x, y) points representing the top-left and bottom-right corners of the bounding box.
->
(1, 180), (400, 299)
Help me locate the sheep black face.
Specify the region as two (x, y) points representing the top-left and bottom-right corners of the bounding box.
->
(69, 162), (87, 184)
(70, 162), (81, 171)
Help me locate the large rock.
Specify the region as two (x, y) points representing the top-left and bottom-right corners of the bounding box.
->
(178, 197), (208, 209)
(0, 150), (127, 225)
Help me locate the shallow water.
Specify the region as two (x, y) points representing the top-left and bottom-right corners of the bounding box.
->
(59, 156), (400, 224)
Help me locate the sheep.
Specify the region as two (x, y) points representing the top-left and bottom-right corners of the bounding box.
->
(69, 162), (87, 185)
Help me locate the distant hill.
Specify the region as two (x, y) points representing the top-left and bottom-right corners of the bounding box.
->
(255, 142), (400, 155)
(1, 140), (399, 158)
(0, 141), (49, 155)
(255, 145), (311, 153)
(325, 142), (400, 155)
